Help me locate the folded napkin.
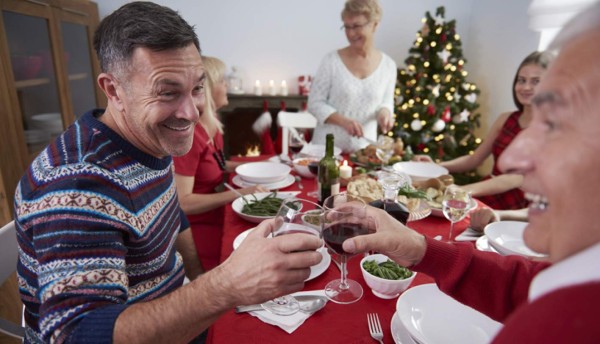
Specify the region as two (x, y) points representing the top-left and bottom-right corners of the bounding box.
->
(455, 227), (483, 241)
(246, 290), (326, 334)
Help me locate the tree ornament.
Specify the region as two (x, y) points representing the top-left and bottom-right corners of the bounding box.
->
(442, 107), (451, 123)
(432, 119), (446, 132)
(427, 105), (436, 115)
(411, 119), (423, 131)
(457, 109), (470, 123)
(432, 84), (440, 98)
(465, 93), (477, 103)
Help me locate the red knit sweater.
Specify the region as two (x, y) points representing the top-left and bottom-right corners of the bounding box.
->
(414, 237), (600, 343)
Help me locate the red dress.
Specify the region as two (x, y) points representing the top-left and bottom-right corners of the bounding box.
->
(477, 111), (529, 210)
(173, 125), (224, 270)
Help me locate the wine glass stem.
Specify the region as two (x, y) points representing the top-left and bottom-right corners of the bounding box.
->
(449, 221), (455, 241)
(339, 254), (349, 290)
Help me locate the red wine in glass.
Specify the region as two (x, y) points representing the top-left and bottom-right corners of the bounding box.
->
(290, 143), (303, 154)
(368, 199), (410, 225)
(308, 161), (319, 175)
(323, 222), (373, 256)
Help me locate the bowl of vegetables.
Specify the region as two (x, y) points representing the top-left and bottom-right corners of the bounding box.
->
(360, 254), (416, 299)
(232, 192), (299, 223)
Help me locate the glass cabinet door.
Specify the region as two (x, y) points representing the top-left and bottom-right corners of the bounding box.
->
(60, 20), (96, 119)
(3, 9), (64, 156)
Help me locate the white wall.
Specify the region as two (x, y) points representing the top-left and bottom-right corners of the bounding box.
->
(96, 0), (538, 135)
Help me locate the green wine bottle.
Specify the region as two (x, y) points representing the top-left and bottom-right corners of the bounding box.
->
(318, 134), (340, 205)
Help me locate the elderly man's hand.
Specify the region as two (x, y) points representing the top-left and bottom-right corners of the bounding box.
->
(219, 219), (323, 306)
(341, 204), (427, 267)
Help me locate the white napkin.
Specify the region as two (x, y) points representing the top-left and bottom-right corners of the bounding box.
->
(247, 290), (326, 334)
(455, 227), (483, 241)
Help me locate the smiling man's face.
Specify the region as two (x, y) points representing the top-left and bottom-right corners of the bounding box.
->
(115, 44), (205, 158)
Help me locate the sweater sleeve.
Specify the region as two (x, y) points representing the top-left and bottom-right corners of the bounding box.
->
(378, 56), (397, 114)
(308, 52), (338, 124)
(413, 236), (550, 322)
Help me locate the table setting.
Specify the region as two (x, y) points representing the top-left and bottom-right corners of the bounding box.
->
(207, 154), (513, 343)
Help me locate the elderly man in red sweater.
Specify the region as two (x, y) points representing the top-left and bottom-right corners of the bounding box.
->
(342, 2), (600, 343)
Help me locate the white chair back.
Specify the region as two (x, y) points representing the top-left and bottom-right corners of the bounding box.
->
(0, 220), (25, 340)
(277, 111), (318, 157)
(0, 221), (18, 284)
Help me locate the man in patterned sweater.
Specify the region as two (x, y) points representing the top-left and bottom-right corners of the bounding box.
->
(14, 2), (322, 343)
(341, 2), (600, 342)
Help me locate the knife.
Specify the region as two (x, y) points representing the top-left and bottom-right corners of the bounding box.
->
(235, 295), (326, 313)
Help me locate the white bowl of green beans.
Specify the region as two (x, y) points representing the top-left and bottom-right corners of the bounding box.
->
(360, 254), (416, 299)
(232, 192), (298, 224)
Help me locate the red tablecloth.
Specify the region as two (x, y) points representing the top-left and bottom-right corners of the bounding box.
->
(207, 157), (481, 344)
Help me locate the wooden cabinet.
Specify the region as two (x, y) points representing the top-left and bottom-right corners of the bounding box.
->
(0, 0), (105, 208)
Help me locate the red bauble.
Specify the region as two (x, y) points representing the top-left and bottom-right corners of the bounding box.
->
(417, 143), (426, 152)
(427, 105), (436, 115)
(442, 106), (451, 122)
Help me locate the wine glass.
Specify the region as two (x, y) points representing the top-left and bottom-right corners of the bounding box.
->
(288, 128), (306, 160)
(442, 187), (473, 241)
(306, 157), (320, 198)
(375, 135), (394, 170)
(322, 193), (375, 304)
(261, 198), (323, 315)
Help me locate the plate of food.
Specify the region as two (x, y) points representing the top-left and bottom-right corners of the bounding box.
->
(349, 141), (404, 169)
(232, 227), (331, 281)
(231, 191), (300, 223)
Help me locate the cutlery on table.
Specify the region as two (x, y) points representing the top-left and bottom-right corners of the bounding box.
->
(367, 313), (384, 344)
(235, 295), (327, 314)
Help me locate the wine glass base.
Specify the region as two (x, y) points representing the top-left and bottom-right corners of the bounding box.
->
(261, 296), (300, 315)
(324, 278), (363, 304)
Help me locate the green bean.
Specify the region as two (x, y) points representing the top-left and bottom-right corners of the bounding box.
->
(241, 192), (285, 216)
(398, 184), (430, 200)
(362, 259), (413, 280)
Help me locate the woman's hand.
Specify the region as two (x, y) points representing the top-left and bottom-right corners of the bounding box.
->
(376, 109), (394, 134)
(413, 154), (434, 162)
(240, 185), (269, 195)
(341, 118), (364, 137)
(469, 208), (499, 232)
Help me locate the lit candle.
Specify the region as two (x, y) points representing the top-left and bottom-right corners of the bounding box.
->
(268, 79), (276, 96)
(339, 160), (352, 179)
(254, 80), (262, 96)
(280, 80), (288, 96)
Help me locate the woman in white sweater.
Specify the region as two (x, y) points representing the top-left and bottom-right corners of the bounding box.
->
(308, 0), (397, 153)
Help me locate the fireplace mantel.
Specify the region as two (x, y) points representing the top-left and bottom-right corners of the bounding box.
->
(221, 94), (308, 157)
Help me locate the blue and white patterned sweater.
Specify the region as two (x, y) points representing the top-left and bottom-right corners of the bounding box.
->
(15, 110), (187, 343)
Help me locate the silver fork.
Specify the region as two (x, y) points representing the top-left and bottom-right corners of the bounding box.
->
(367, 313), (384, 344)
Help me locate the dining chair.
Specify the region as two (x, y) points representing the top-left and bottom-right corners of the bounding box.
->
(277, 111), (318, 158)
(0, 220), (25, 340)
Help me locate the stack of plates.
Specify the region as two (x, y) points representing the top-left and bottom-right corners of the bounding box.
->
(395, 284), (503, 343)
(24, 129), (50, 144)
(233, 162), (293, 190)
(30, 113), (63, 136)
(484, 221), (548, 259)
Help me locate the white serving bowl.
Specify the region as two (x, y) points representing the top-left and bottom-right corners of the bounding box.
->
(484, 221), (547, 259)
(235, 161), (291, 184)
(292, 157), (318, 179)
(360, 254), (416, 299)
(392, 162), (449, 182)
(231, 192), (297, 223)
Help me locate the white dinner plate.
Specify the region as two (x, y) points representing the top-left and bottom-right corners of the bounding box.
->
(391, 312), (417, 344)
(430, 198), (478, 217)
(232, 227), (331, 282)
(232, 174), (295, 190)
(476, 235), (500, 254)
(392, 162), (448, 181)
(484, 221), (548, 259)
(231, 191), (301, 224)
(396, 284), (503, 344)
(235, 161), (291, 184)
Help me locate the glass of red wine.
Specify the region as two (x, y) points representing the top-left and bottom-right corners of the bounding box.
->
(289, 128), (306, 160)
(307, 157), (320, 198)
(261, 197), (323, 315)
(322, 193), (374, 304)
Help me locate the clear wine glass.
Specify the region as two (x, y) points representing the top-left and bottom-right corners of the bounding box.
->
(306, 157), (320, 198)
(375, 135), (394, 170)
(442, 187), (473, 241)
(261, 198), (323, 315)
(288, 128), (306, 160)
(322, 193), (375, 304)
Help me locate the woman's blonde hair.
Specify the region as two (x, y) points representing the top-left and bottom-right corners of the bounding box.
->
(198, 56), (225, 138)
(341, 0), (382, 23)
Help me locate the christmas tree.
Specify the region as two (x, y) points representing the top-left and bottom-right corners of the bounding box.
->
(393, 6), (482, 182)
